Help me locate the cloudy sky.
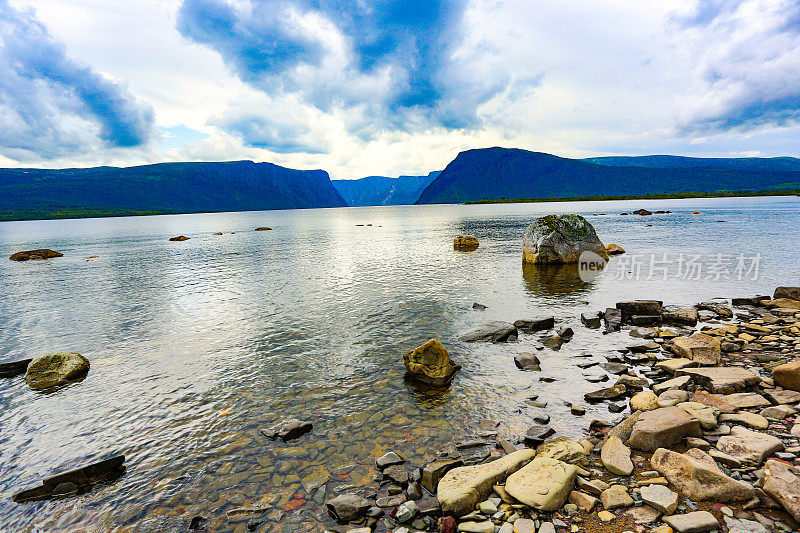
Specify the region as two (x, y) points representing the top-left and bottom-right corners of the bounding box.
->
(1, 0), (799, 178)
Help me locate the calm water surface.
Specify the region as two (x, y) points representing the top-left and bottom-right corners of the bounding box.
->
(0, 197), (799, 531)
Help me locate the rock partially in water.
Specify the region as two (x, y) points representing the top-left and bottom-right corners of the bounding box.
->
(584, 384), (627, 402)
(662, 306), (699, 326)
(421, 458), (463, 493)
(513, 316), (555, 332)
(454, 235), (479, 251)
(616, 300), (663, 322)
(168, 235), (190, 241)
(254, 227), (272, 231)
(9, 249), (63, 261)
(12, 454), (125, 503)
(632, 208), (653, 216)
(605, 243), (625, 255)
(774, 286), (800, 300)
(514, 352), (541, 371)
(24, 352), (90, 390)
(261, 418), (313, 442)
(581, 312), (601, 328)
(403, 339), (461, 386)
(460, 321), (518, 343)
(0, 358), (32, 378)
(604, 308), (623, 333)
(521, 214), (608, 264)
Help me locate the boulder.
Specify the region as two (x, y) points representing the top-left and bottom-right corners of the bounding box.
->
(669, 334), (721, 366)
(760, 458), (800, 521)
(772, 360), (800, 392)
(662, 306), (699, 327)
(169, 235), (190, 241)
(437, 449), (535, 516)
(521, 214), (608, 264)
(664, 511), (719, 533)
(24, 352), (90, 390)
(605, 243), (625, 255)
(769, 298), (800, 309)
(604, 308), (623, 332)
(774, 286), (800, 300)
(676, 367), (761, 394)
(715, 426), (784, 466)
(505, 457), (577, 511)
(454, 235), (479, 251)
(640, 484), (678, 514)
(326, 493), (371, 522)
(9, 249), (63, 261)
(601, 436), (633, 476)
(630, 390), (659, 411)
(581, 312), (601, 328)
(403, 339), (461, 386)
(514, 316), (555, 332)
(627, 407), (702, 452)
(460, 321), (518, 343)
(616, 300), (664, 322)
(514, 352), (541, 371)
(650, 448), (754, 502)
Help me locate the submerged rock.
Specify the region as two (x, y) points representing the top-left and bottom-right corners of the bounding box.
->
(261, 418), (313, 442)
(460, 321), (518, 343)
(24, 352), (90, 390)
(12, 454), (125, 503)
(454, 235), (479, 251)
(9, 249), (63, 261)
(326, 493), (371, 522)
(521, 214), (608, 264)
(403, 339), (461, 387)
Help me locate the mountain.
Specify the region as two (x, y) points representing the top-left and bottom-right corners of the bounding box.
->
(416, 147), (800, 204)
(332, 171), (440, 206)
(584, 155), (800, 172)
(0, 160), (347, 220)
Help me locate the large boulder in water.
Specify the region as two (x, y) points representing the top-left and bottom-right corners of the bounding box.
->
(403, 339), (460, 387)
(9, 249), (63, 261)
(522, 214), (608, 264)
(24, 352), (90, 390)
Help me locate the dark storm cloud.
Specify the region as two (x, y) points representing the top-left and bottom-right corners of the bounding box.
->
(176, 0), (514, 150)
(0, 0), (154, 159)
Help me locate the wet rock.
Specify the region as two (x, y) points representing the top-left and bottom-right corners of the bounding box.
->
(12, 454), (125, 503)
(395, 500), (418, 522)
(24, 352), (90, 390)
(760, 458), (800, 521)
(454, 235), (479, 251)
(514, 353), (541, 371)
(633, 208), (652, 216)
(0, 358), (32, 378)
(627, 406), (702, 451)
(460, 321), (518, 343)
(664, 511), (719, 533)
(716, 426), (784, 466)
(168, 235), (190, 241)
(472, 302), (487, 311)
(403, 339), (461, 386)
(605, 243), (625, 255)
(9, 249), (63, 261)
(254, 226), (272, 231)
(604, 308), (623, 333)
(602, 362), (629, 375)
(655, 358), (698, 375)
(514, 316), (555, 332)
(262, 418), (312, 441)
(523, 425), (556, 446)
(581, 312), (601, 328)
(772, 360), (800, 392)
(541, 334), (564, 350)
(616, 301), (664, 322)
(505, 457), (578, 511)
(376, 451), (405, 470)
(627, 341), (660, 353)
(640, 484), (679, 514)
(669, 334), (721, 366)
(326, 493), (371, 522)
(521, 214), (608, 264)
(383, 464), (410, 484)
(584, 384), (627, 402)
(676, 367), (761, 394)
(651, 448), (754, 502)
(601, 436), (633, 475)
(437, 449), (535, 516)
(421, 458), (463, 493)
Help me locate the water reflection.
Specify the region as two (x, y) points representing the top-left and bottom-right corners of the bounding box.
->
(521, 262), (597, 298)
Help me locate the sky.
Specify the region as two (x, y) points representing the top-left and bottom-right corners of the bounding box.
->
(1, 0), (799, 179)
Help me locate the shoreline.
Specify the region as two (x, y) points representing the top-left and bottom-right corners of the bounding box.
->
(464, 189), (800, 205)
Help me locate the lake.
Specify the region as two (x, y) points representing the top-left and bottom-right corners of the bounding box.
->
(0, 196), (799, 531)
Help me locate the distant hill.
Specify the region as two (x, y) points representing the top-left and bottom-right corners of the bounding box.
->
(0, 161), (347, 221)
(332, 171), (440, 206)
(416, 147), (800, 204)
(584, 155), (800, 172)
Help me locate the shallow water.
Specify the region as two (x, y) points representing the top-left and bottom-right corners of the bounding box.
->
(0, 197), (798, 531)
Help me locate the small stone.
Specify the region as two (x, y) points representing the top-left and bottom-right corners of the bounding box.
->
(664, 511), (719, 533)
(597, 510), (615, 522)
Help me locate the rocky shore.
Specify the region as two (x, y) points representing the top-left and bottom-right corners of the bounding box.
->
(308, 287), (800, 533)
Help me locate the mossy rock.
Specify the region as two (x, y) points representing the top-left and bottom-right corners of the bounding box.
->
(522, 214), (608, 264)
(403, 339), (460, 386)
(25, 352), (90, 390)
